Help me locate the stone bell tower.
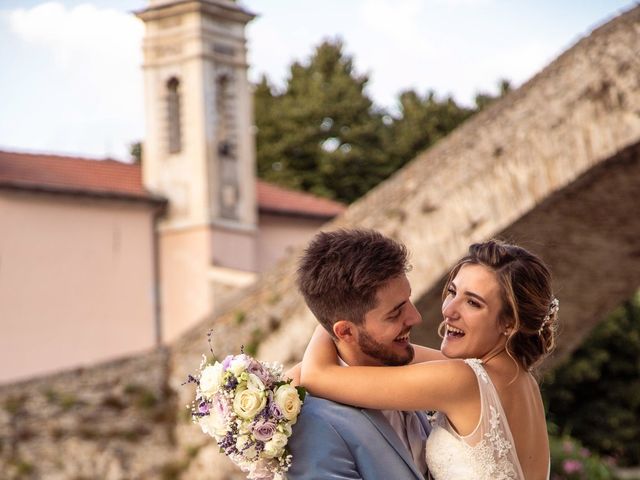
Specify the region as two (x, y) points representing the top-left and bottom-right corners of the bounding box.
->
(136, 0), (257, 342)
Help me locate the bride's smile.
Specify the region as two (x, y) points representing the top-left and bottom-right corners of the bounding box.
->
(440, 263), (509, 361)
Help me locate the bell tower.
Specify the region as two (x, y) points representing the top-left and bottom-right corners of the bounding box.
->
(136, 0), (257, 341)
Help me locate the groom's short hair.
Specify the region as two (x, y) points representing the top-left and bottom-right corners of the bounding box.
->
(297, 229), (409, 334)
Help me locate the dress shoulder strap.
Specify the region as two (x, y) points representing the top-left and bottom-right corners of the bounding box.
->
(462, 358), (526, 479)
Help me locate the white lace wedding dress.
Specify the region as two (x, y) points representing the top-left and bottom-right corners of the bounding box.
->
(425, 358), (548, 480)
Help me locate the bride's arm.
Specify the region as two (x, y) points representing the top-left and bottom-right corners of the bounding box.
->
(411, 344), (446, 363)
(300, 326), (476, 414)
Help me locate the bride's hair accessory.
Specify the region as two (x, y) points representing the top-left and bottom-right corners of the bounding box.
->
(538, 298), (559, 335)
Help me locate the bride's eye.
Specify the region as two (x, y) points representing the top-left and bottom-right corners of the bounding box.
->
(447, 286), (456, 296)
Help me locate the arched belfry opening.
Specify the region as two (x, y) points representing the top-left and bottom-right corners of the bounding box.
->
(215, 71), (239, 220)
(166, 77), (182, 154)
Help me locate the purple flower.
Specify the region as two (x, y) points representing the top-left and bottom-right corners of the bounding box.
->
(225, 375), (239, 390)
(212, 395), (229, 418)
(252, 418), (277, 442)
(198, 400), (210, 414)
(562, 459), (583, 474)
(247, 360), (271, 386)
(222, 355), (234, 371)
(268, 399), (284, 420)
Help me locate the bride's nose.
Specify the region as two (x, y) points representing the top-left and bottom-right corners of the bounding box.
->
(442, 296), (460, 319)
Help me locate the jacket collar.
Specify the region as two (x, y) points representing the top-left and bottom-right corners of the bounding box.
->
(360, 408), (427, 479)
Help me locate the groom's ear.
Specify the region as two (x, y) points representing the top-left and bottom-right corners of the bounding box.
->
(333, 320), (356, 343)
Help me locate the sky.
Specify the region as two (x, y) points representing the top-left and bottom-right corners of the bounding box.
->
(0, 0), (635, 161)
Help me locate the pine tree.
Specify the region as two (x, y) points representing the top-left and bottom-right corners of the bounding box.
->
(254, 40), (389, 204)
(382, 90), (473, 172)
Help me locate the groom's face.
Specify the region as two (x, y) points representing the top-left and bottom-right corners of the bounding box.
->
(354, 274), (422, 366)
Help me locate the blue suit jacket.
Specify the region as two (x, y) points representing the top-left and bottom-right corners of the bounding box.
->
(288, 395), (430, 480)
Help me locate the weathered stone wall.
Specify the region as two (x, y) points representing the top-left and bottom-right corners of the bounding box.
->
(1, 5), (639, 479)
(0, 349), (178, 479)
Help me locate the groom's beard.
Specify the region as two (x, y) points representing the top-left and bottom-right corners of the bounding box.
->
(356, 328), (415, 366)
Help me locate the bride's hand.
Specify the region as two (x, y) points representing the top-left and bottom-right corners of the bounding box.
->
(300, 325), (338, 386)
(284, 362), (302, 386)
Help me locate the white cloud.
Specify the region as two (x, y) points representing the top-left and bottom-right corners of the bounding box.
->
(4, 2), (144, 160)
(9, 2), (142, 67)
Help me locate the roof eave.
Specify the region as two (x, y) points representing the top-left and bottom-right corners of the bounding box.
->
(0, 181), (168, 209)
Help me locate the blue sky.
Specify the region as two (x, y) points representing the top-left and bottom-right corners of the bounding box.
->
(0, 0), (634, 161)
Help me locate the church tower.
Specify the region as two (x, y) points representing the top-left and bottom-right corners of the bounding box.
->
(136, 0), (257, 341)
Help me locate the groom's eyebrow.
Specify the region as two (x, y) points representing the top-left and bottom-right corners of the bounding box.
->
(386, 300), (407, 315)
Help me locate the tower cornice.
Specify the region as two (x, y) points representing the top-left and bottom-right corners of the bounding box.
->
(135, 0), (256, 25)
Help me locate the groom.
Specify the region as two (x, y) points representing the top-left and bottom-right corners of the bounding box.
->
(288, 229), (430, 480)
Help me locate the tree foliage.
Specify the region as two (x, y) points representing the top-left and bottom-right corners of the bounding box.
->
(542, 292), (640, 466)
(255, 40), (390, 203)
(254, 39), (510, 204)
(129, 141), (142, 164)
(381, 90), (474, 174)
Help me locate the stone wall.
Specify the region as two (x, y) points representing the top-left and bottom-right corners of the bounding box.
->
(0, 349), (178, 479)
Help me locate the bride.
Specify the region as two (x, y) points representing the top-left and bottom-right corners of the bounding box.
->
(299, 240), (557, 480)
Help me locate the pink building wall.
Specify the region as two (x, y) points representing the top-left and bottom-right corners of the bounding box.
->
(159, 226), (213, 343)
(256, 213), (328, 272)
(0, 191), (158, 384)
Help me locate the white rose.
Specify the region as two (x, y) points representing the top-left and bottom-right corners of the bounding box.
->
(198, 411), (227, 439)
(234, 434), (256, 459)
(199, 363), (224, 399)
(233, 387), (267, 420)
(247, 373), (265, 392)
(274, 384), (302, 421)
(262, 432), (288, 458)
(277, 422), (292, 437)
(229, 355), (250, 377)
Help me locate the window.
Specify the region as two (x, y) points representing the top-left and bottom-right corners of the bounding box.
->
(167, 77), (182, 154)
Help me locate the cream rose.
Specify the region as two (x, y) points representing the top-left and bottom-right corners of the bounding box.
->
(262, 432), (288, 458)
(233, 387), (267, 420)
(198, 410), (227, 439)
(273, 384), (302, 421)
(229, 355), (250, 377)
(199, 363), (224, 399)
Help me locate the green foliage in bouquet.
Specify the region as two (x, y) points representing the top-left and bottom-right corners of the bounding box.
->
(543, 293), (640, 466)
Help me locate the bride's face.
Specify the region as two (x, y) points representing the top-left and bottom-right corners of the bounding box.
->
(440, 263), (508, 359)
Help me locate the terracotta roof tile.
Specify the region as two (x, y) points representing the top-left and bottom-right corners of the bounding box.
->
(0, 150), (159, 202)
(0, 150), (346, 218)
(256, 180), (346, 218)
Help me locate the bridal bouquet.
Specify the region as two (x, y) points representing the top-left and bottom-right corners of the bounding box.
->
(186, 340), (305, 480)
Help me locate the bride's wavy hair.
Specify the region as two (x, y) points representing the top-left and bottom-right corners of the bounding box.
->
(441, 239), (558, 371)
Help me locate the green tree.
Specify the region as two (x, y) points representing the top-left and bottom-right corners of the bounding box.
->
(382, 90), (473, 172)
(129, 141), (142, 164)
(542, 292), (640, 466)
(474, 78), (512, 111)
(254, 40), (390, 204)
